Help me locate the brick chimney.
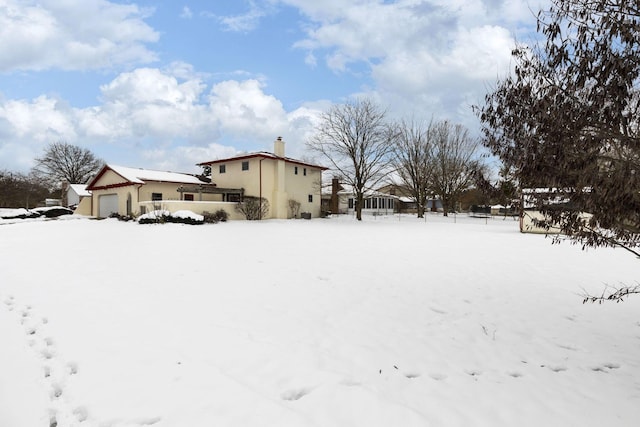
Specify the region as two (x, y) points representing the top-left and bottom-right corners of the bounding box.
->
(274, 136), (285, 157)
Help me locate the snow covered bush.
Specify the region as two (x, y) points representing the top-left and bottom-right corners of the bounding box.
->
(137, 210), (171, 224)
(137, 210), (204, 225)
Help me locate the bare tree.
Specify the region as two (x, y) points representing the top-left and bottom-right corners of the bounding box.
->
(32, 141), (104, 188)
(390, 119), (433, 218)
(429, 121), (481, 216)
(308, 98), (393, 220)
(0, 170), (51, 208)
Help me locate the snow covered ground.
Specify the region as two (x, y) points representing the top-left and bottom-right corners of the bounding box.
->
(1, 213), (639, 427)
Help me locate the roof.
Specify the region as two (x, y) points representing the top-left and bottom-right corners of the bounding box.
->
(69, 184), (91, 197)
(198, 151), (328, 171)
(87, 164), (208, 190)
(321, 181), (401, 199)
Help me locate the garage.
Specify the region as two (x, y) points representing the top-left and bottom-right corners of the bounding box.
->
(99, 194), (119, 218)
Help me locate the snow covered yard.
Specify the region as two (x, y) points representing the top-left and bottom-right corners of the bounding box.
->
(1, 214), (639, 427)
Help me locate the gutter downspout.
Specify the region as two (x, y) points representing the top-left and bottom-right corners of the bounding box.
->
(259, 157), (266, 220)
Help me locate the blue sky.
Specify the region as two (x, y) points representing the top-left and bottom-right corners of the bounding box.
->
(0, 0), (546, 176)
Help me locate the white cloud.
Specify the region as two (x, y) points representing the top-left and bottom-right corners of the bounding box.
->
(180, 6), (193, 19)
(0, 0), (159, 72)
(214, 1), (271, 33)
(284, 0), (546, 126)
(0, 66), (323, 173)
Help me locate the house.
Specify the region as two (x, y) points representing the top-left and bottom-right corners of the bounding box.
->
(322, 179), (399, 216)
(375, 183), (443, 213)
(81, 164), (240, 218)
(519, 188), (589, 234)
(80, 137), (327, 220)
(65, 184), (91, 208)
(197, 137), (327, 219)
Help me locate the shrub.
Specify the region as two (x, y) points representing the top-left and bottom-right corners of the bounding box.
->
(236, 197), (269, 220)
(202, 209), (228, 223)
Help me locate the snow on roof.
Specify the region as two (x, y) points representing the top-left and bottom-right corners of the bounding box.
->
(69, 184), (91, 197)
(108, 165), (206, 185)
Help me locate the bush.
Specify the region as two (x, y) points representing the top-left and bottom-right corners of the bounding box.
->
(203, 209), (229, 224)
(109, 212), (134, 222)
(138, 210), (205, 225)
(137, 210), (170, 224)
(236, 197), (269, 220)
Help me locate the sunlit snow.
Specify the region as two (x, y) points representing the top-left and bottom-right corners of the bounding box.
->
(1, 214), (639, 427)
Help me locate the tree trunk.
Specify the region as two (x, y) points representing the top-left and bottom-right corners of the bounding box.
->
(416, 199), (424, 218)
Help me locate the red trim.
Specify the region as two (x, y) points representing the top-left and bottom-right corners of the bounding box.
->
(88, 182), (136, 191)
(198, 153), (328, 171)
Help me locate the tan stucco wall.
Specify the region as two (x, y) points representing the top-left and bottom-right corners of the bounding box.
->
(97, 169), (130, 186)
(89, 169), (224, 218)
(73, 196), (92, 216)
(138, 201), (245, 220)
(90, 185), (138, 217)
(137, 182), (221, 203)
(209, 157), (322, 219)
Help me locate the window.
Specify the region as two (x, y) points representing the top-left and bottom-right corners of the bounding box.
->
(241, 161), (249, 171)
(308, 194), (313, 203)
(372, 198), (378, 209)
(219, 164), (226, 174)
(151, 193), (162, 201)
(294, 166), (298, 175)
(348, 198), (354, 208)
(303, 168), (307, 176)
(184, 194), (194, 201)
(227, 193), (241, 202)
(365, 199), (371, 209)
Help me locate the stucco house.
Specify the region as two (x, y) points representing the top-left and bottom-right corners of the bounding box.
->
(79, 137), (327, 220)
(197, 137), (327, 219)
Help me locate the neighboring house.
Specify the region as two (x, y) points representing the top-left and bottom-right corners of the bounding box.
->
(376, 183), (443, 213)
(322, 180), (399, 216)
(80, 137), (327, 220)
(519, 188), (589, 234)
(197, 137), (327, 219)
(66, 184), (91, 208)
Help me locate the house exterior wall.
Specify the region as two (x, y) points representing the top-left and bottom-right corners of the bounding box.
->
(209, 157), (322, 219)
(520, 210), (562, 234)
(67, 189), (80, 207)
(74, 197), (92, 216)
(89, 172), (222, 217)
(90, 185), (138, 217)
(137, 182), (221, 203)
(138, 201), (245, 220)
(282, 163), (322, 218)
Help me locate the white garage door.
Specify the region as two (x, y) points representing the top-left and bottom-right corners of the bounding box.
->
(99, 194), (119, 218)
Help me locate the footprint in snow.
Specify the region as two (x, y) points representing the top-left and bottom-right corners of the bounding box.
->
(592, 363), (620, 372)
(429, 373), (447, 381)
(465, 369), (482, 377)
(281, 387), (313, 401)
(545, 365), (567, 373)
(6, 297), (90, 426)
